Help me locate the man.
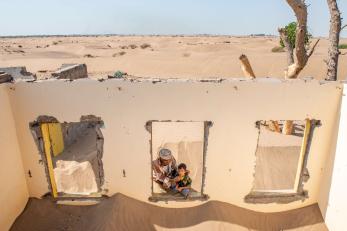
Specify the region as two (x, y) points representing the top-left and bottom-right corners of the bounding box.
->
(152, 148), (177, 190)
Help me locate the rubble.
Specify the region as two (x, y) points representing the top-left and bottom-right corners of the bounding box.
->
(0, 72), (13, 84)
(52, 64), (88, 80)
(0, 66), (36, 82)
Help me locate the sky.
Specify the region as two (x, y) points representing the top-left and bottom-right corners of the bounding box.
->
(0, 0), (346, 37)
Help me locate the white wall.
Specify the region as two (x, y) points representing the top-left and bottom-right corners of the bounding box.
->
(7, 78), (342, 212)
(323, 83), (347, 231)
(0, 85), (28, 230)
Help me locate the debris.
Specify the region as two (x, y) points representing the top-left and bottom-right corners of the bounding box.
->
(109, 70), (127, 79)
(52, 64), (88, 80)
(0, 66), (36, 82)
(0, 71), (13, 84)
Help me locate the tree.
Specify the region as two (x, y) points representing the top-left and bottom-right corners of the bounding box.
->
(279, 0), (320, 79)
(326, 0), (342, 81)
(279, 22), (311, 49)
(278, 0), (319, 134)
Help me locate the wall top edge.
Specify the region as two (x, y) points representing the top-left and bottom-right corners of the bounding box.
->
(1, 76), (345, 86)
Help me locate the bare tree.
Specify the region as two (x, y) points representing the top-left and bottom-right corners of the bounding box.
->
(326, 0), (342, 81)
(282, 0), (319, 79)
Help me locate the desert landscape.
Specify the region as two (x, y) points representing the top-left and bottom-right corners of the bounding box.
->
(1, 35), (346, 80)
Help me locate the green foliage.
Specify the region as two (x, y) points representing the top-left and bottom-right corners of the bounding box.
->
(280, 22), (311, 48)
(113, 70), (126, 78)
(338, 44), (347, 49)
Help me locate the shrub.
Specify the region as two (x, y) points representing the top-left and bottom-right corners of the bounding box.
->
(338, 44), (347, 49)
(129, 44), (137, 49)
(52, 41), (59, 45)
(140, 43), (151, 49)
(279, 22), (311, 49)
(84, 54), (95, 58)
(113, 70), (127, 78)
(112, 51), (126, 57)
(271, 46), (285, 53)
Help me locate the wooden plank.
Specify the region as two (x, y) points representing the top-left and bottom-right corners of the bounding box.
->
(41, 123), (58, 198)
(293, 119), (311, 191)
(47, 123), (64, 156)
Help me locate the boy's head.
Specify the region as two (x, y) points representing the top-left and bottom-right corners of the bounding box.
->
(178, 163), (187, 177)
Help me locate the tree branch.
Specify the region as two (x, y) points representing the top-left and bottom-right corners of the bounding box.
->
(341, 24), (347, 31)
(307, 38), (320, 58)
(278, 28), (294, 65)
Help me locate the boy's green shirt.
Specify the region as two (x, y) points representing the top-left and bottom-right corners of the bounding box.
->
(177, 174), (192, 188)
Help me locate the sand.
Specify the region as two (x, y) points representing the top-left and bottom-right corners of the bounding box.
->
(253, 121), (305, 191)
(10, 193), (327, 231)
(0, 36), (346, 80)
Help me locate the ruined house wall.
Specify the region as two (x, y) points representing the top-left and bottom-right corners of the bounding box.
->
(322, 84), (346, 230)
(7, 78), (342, 213)
(0, 85), (29, 230)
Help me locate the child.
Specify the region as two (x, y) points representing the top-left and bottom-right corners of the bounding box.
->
(172, 163), (192, 199)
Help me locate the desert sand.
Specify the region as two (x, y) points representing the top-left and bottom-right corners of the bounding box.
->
(11, 193), (327, 231)
(0, 35), (346, 80)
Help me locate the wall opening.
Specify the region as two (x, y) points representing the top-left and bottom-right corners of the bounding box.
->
(30, 115), (104, 198)
(245, 119), (318, 204)
(147, 121), (211, 202)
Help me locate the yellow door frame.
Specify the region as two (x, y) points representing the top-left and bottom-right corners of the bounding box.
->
(40, 123), (64, 198)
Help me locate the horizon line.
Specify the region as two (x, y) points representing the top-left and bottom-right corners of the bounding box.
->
(0, 33), (337, 39)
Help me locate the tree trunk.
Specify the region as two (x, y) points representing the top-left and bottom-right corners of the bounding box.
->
(285, 0), (308, 79)
(239, 54), (256, 78)
(282, 120), (294, 135)
(326, 0), (341, 81)
(268, 120), (281, 133)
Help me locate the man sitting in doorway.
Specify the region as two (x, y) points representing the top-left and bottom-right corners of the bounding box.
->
(152, 148), (177, 190)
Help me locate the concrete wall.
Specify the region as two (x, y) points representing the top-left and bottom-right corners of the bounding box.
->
(7, 78), (342, 212)
(322, 84), (347, 230)
(0, 85), (29, 230)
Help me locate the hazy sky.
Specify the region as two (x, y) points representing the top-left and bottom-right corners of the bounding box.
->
(1, 0), (346, 37)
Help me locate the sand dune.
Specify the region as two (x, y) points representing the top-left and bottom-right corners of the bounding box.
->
(1, 36), (346, 80)
(11, 193), (327, 231)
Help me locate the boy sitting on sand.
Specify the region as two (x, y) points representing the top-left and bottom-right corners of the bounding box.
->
(171, 163), (192, 199)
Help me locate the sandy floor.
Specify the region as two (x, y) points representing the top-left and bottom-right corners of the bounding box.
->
(1, 36), (346, 80)
(11, 194), (327, 231)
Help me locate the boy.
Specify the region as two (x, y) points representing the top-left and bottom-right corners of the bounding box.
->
(172, 163), (192, 199)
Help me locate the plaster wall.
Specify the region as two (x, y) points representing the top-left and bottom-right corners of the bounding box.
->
(0, 85), (28, 230)
(323, 84), (347, 231)
(7, 78), (342, 212)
